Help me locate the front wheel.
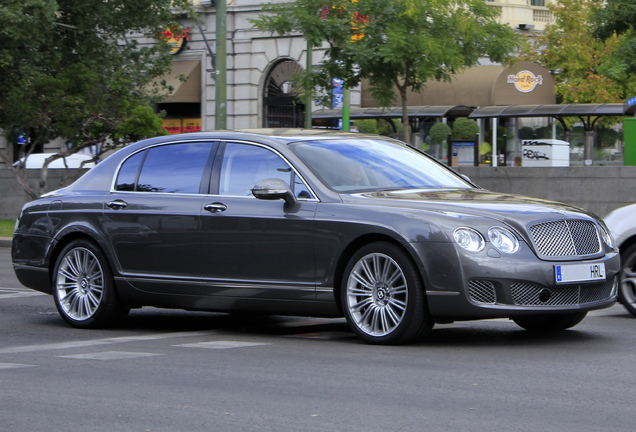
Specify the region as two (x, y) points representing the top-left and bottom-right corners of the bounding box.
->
(341, 242), (433, 345)
(52, 239), (129, 328)
(512, 311), (587, 332)
(618, 243), (636, 316)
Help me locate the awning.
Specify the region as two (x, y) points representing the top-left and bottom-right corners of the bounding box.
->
(362, 61), (556, 107)
(468, 103), (626, 131)
(312, 105), (474, 120)
(469, 103), (626, 118)
(158, 60), (201, 103)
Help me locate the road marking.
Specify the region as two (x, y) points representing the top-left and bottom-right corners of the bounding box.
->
(0, 331), (217, 355)
(0, 287), (46, 300)
(285, 332), (353, 340)
(58, 351), (162, 361)
(174, 341), (269, 349)
(0, 362), (37, 370)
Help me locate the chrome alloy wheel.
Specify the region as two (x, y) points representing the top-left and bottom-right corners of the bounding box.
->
(345, 252), (408, 337)
(55, 247), (105, 321)
(619, 244), (636, 316)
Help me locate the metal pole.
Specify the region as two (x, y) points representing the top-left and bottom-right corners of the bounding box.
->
(342, 87), (350, 131)
(215, 0), (227, 130)
(304, 41), (313, 129)
(492, 117), (498, 167)
(474, 133), (479, 166)
(584, 130), (594, 165)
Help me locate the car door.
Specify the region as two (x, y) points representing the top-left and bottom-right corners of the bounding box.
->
(104, 141), (217, 294)
(199, 141), (318, 300)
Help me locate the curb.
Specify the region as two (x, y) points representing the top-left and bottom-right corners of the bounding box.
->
(0, 237), (12, 248)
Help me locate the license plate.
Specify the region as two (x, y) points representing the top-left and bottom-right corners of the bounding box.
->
(555, 263), (606, 284)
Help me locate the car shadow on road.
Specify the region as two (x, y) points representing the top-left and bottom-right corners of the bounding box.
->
(107, 308), (614, 348)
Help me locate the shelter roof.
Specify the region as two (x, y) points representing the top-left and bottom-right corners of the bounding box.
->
(312, 105), (474, 120)
(468, 103), (625, 119)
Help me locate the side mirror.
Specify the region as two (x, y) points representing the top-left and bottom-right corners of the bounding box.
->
(252, 178), (298, 205)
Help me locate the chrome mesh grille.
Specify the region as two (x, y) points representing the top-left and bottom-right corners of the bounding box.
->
(529, 220), (600, 257)
(511, 278), (616, 306)
(468, 280), (496, 304)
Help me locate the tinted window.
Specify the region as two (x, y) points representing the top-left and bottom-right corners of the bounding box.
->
(291, 138), (472, 192)
(129, 142), (213, 194)
(219, 143), (311, 198)
(115, 151), (146, 191)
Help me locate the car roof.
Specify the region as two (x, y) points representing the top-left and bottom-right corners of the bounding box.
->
(61, 129), (386, 194)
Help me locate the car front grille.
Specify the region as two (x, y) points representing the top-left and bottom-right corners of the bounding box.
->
(511, 278), (616, 307)
(529, 219), (600, 258)
(467, 278), (616, 307)
(468, 280), (496, 304)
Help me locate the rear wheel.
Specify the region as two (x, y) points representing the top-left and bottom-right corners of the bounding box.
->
(512, 311), (587, 331)
(618, 243), (636, 316)
(341, 242), (433, 345)
(53, 239), (129, 328)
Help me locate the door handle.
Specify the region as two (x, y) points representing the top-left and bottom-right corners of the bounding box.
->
(107, 200), (128, 210)
(204, 202), (227, 213)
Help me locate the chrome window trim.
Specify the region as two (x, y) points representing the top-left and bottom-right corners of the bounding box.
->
(109, 138), (320, 202)
(218, 139), (320, 201)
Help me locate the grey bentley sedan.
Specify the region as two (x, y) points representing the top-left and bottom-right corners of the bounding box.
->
(12, 129), (619, 344)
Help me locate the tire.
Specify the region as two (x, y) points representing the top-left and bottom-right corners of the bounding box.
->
(618, 243), (636, 316)
(512, 311), (587, 332)
(52, 239), (129, 328)
(341, 242), (433, 345)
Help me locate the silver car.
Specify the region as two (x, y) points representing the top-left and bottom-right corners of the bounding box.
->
(604, 204), (636, 316)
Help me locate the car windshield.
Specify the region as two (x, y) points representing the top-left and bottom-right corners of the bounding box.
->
(290, 138), (473, 193)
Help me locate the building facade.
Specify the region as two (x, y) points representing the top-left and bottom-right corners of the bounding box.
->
(155, 0), (555, 135)
(0, 0), (554, 166)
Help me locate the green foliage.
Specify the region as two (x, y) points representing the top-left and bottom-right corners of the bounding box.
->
(452, 118), (479, 140)
(519, 126), (535, 140)
(354, 119), (395, 136)
(253, 0), (521, 143)
(593, 0), (636, 76)
(486, 125), (512, 149)
(598, 126), (620, 148)
(429, 122), (452, 145)
(0, 0), (193, 197)
(518, 0), (636, 112)
(0, 220), (14, 238)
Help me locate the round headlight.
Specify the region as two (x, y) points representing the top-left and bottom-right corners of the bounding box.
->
(488, 226), (519, 254)
(453, 227), (485, 252)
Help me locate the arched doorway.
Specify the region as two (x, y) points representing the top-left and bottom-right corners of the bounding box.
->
(263, 59), (305, 128)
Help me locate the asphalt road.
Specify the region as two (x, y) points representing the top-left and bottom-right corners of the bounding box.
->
(1, 247), (634, 432)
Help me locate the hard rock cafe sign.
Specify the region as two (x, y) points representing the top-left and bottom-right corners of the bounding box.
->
(157, 26), (190, 55)
(507, 70), (544, 93)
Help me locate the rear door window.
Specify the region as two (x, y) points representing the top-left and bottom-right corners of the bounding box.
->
(115, 142), (215, 194)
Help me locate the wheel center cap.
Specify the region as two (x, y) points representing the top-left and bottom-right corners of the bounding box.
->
(374, 284), (389, 305)
(79, 278), (89, 293)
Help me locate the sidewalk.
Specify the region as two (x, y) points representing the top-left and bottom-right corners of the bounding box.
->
(0, 237), (11, 248)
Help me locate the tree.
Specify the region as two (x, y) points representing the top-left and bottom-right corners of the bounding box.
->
(252, 0), (520, 144)
(593, 0), (636, 77)
(519, 126), (535, 140)
(452, 118), (479, 140)
(429, 122), (452, 146)
(355, 119), (396, 136)
(518, 0), (636, 107)
(0, 0), (193, 198)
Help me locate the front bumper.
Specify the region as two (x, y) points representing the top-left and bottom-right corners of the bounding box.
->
(410, 242), (620, 321)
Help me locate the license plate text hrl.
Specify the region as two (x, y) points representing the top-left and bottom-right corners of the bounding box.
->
(555, 263), (606, 284)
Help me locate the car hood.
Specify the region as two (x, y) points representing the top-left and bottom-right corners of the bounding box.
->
(344, 188), (599, 226)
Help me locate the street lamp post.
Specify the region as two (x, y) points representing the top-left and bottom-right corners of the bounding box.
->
(215, 0), (227, 130)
